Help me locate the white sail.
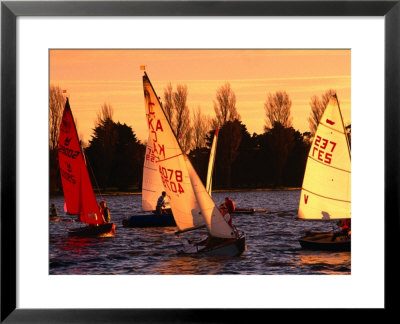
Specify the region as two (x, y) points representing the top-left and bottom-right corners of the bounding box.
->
(142, 73), (204, 231)
(206, 127), (219, 196)
(187, 159), (236, 238)
(142, 135), (167, 211)
(298, 95), (351, 220)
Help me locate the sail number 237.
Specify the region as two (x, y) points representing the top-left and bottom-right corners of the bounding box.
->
(159, 166), (185, 194)
(312, 136), (337, 164)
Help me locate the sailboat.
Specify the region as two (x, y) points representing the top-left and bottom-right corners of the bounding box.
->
(122, 134), (176, 228)
(206, 127), (257, 215)
(58, 98), (116, 238)
(298, 94), (351, 251)
(142, 71), (246, 256)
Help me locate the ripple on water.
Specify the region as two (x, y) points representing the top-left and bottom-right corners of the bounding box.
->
(49, 190), (350, 275)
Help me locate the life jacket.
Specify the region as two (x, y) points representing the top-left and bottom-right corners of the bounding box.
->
(225, 199), (235, 213)
(101, 207), (111, 223)
(219, 204), (228, 216)
(341, 219), (350, 230)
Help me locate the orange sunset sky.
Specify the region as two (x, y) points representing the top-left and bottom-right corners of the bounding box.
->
(49, 49), (350, 143)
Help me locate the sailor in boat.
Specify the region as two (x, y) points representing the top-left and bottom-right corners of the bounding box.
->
(49, 204), (57, 217)
(331, 219), (351, 241)
(155, 191), (168, 214)
(193, 203), (238, 249)
(99, 200), (111, 223)
(224, 197), (236, 214)
(218, 197), (235, 226)
(218, 203), (232, 227)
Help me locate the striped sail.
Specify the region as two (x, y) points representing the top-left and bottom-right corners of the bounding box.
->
(298, 95), (351, 220)
(142, 73), (204, 231)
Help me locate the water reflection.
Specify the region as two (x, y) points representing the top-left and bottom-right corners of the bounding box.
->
(49, 190), (351, 275)
(297, 250), (351, 275)
(152, 255), (227, 275)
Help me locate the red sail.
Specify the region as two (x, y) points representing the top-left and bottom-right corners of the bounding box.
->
(58, 99), (103, 225)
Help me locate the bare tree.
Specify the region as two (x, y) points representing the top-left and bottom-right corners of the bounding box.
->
(192, 106), (212, 149)
(49, 85), (66, 194)
(163, 82), (174, 126)
(49, 85), (65, 150)
(162, 83), (192, 153)
(308, 89), (337, 135)
(173, 84), (191, 153)
(264, 91), (293, 131)
(95, 102), (114, 126)
(214, 82), (240, 125)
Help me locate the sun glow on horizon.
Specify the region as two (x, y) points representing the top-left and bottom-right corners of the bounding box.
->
(50, 49), (350, 143)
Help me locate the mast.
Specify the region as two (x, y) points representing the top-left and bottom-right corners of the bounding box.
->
(206, 126), (219, 196)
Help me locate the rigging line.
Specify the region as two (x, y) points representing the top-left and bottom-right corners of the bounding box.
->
(156, 153), (183, 163)
(143, 165), (158, 171)
(84, 150), (103, 199)
(307, 155), (351, 173)
(301, 187), (351, 203)
(319, 121), (346, 134)
(335, 96), (352, 160)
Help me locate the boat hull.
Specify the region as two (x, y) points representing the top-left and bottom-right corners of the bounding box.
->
(179, 233), (246, 257)
(50, 216), (61, 222)
(122, 214), (176, 228)
(299, 232), (350, 251)
(198, 235), (246, 256)
(68, 223), (116, 238)
(232, 208), (255, 214)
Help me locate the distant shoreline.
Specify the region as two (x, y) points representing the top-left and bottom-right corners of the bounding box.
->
(50, 187), (301, 197)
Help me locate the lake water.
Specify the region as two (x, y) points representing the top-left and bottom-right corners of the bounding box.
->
(49, 190), (350, 275)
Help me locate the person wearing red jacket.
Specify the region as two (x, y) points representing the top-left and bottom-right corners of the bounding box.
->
(224, 197), (235, 214)
(218, 197), (235, 227)
(331, 219), (351, 241)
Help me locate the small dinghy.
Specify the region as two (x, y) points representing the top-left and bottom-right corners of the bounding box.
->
(232, 208), (256, 214)
(58, 98), (115, 238)
(68, 223), (116, 238)
(180, 232), (246, 257)
(298, 232), (350, 251)
(142, 70), (246, 256)
(50, 215), (61, 222)
(297, 94), (351, 251)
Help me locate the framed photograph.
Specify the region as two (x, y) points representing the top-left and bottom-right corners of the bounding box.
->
(2, 0), (398, 321)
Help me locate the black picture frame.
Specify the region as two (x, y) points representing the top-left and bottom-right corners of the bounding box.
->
(1, 1), (398, 322)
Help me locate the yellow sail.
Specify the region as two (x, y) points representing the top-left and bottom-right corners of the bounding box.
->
(298, 95), (351, 220)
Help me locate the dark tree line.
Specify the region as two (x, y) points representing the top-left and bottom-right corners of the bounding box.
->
(49, 97), (145, 195)
(50, 83), (348, 195)
(85, 119), (145, 192)
(189, 120), (311, 189)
